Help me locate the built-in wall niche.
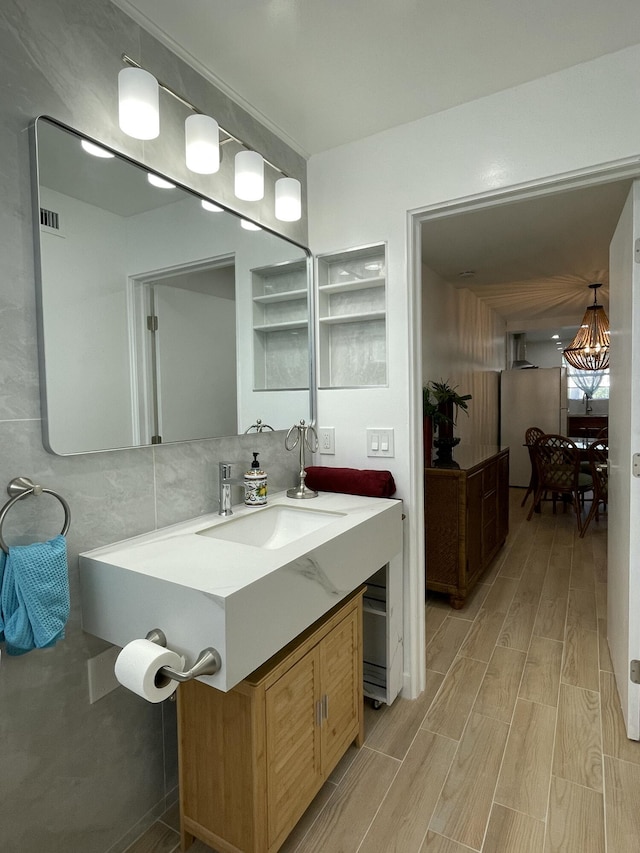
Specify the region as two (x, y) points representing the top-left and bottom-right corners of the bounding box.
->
(317, 244), (387, 388)
(252, 260), (309, 390)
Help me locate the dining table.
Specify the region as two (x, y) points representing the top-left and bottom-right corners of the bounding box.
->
(523, 435), (607, 515)
(568, 436), (592, 461)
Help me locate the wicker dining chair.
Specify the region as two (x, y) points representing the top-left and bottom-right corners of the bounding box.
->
(526, 434), (593, 535)
(580, 426), (607, 476)
(521, 426), (545, 507)
(580, 440), (608, 538)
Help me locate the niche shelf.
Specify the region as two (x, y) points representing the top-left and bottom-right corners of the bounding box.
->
(316, 244), (387, 388)
(252, 260), (309, 391)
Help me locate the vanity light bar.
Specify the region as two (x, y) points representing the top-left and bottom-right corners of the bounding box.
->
(120, 54), (301, 221)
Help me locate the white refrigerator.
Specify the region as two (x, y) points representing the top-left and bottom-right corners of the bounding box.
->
(500, 367), (568, 487)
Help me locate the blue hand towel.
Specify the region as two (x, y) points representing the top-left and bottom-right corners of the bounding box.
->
(0, 535), (70, 656)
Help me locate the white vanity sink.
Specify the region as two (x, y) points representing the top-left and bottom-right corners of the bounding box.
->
(79, 491), (402, 691)
(198, 505), (345, 549)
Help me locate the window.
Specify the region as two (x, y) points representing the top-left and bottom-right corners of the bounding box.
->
(564, 362), (609, 401)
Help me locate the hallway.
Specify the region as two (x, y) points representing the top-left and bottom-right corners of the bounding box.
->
(128, 489), (640, 853)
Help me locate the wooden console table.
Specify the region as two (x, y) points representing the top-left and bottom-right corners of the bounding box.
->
(424, 446), (509, 608)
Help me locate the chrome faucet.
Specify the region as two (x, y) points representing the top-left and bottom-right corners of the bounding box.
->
(584, 393), (593, 415)
(218, 462), (248, 516)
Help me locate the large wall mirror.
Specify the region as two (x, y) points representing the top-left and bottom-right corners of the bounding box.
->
(31, 117), (312, 455)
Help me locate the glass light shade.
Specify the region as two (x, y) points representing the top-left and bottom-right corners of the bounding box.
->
(241, 219), (261, 231)
(185, 114), (220, 174)
(81, 140), (115, 158)
(201, 199), (222, 212)
(275, 177), (302, 221)
(118, 67), (159, 140)
(235, 150), (264, 200)
(147, 173), (175, 189)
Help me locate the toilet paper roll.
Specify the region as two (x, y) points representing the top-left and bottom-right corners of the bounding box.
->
(115, 638), (185, 703)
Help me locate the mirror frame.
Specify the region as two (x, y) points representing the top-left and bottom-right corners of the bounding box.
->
(30, 115), (316, 455)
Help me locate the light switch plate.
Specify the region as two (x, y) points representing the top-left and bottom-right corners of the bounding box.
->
(367, 428), (394, 457)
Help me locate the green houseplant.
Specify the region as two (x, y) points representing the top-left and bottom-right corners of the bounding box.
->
(423, 380), (472, 466)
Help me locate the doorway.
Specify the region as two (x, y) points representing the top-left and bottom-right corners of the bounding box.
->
(129, 255), (237, 444)
(410, 159), (640, 735)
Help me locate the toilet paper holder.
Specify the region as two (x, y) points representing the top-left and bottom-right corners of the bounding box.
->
(145, 629), (222, 681)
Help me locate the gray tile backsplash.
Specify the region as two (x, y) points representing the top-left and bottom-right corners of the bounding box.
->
(0, 1), (305, 850)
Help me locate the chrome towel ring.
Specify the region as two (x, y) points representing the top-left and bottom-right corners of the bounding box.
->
(0, 477), (71, 554)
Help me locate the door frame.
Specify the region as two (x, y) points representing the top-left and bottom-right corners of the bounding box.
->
(406, 153), (640, 699)
(127, 254), (236, 444)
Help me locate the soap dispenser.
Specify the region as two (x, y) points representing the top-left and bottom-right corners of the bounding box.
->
(244, 452), (267, 507)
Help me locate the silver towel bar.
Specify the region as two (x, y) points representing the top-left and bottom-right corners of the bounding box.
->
(0, 476), (71, 554)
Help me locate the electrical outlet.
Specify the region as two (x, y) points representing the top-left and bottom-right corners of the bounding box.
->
(87, 645), (121, 704)
(318, 426), (335, 454)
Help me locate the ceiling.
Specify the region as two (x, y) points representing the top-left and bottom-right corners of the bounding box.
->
(112, 1), (640, 340)
(114, 0), (640, 157)
(420, 177), (630, 339)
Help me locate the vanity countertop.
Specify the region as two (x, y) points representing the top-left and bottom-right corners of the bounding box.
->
(79, 490), (403, 691)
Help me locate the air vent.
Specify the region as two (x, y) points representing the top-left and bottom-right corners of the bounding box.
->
(40, 207), (65, 237)
(40, 207), (59, 229)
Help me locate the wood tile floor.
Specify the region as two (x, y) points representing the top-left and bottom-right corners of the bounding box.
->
(124, 489), (640, 853)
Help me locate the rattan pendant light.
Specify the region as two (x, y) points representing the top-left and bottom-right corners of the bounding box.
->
(563, 283), (610, 371)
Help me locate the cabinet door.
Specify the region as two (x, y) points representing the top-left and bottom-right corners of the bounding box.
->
(497, 451), (509, 544)
(481, 459), (499, 562)
(319, 609), (361, 774)
(265, 648), (323, 848)
(424, 471), (462, 589)
(466, 469), (484, 582)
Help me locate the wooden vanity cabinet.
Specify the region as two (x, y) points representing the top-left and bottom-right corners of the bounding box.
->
(177, 587), (364, 853)
(424, 447), (509, 608)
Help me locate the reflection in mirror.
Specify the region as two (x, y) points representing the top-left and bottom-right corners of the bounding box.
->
(32, 117), (311, 455)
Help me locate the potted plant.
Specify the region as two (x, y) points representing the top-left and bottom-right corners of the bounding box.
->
(422, 386), (439, 462)
(423, 380), (472, 466)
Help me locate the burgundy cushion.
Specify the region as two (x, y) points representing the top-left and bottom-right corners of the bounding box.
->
(304, 466), (396, 498)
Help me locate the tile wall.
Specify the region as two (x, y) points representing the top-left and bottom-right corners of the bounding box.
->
(0, 1), (307, 850)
